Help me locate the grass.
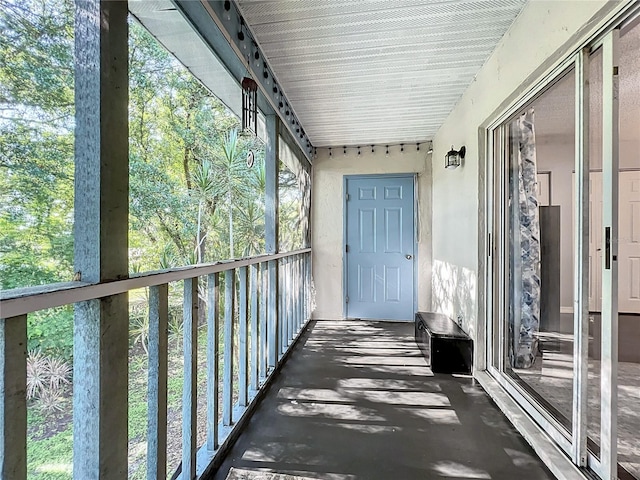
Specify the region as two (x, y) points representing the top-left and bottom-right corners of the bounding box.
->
(27, 414), (73, 479)
(26, 335), (185, 480)
(27, 319), (238, 480)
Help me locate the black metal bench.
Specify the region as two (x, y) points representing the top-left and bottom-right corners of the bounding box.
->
(414, 312), (473, 374)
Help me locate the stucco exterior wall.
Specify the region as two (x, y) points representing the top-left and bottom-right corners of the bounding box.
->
(430, 0), (619, 339)
(311, 148), (432, 320)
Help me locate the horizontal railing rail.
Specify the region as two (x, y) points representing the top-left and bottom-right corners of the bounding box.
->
(0, 248), (311, 319)
(0, 249), (312, 480)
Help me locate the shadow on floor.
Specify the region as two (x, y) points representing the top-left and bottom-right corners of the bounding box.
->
(210, 320), (554, 480)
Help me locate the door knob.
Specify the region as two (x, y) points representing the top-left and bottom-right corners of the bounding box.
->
(406, 254), (413, 260)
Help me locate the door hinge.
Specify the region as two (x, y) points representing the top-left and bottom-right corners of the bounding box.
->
(346, 296), (349, 304)
(346, 193), (350, 201)
(345, 244), (349, 253)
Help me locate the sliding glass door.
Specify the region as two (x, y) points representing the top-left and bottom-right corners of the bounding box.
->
(488, 12), (640, 480)
(615, 18), (640, 480)
(502, 67), (577, 434)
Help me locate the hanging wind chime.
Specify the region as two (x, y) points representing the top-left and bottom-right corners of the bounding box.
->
(241, 76), (258, 136)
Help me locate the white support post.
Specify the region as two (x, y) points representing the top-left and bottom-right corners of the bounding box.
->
(206, 273), (220, 452)
(223, 270), (235, 426)
(572, 47), (590, 468)
(182, 277), (198, 480)
(0, 315), (27, 480)
(601, 28), (620, 480)
(249, 264), (259, 394)
(238, 266), (249, 407)
(147, 285), (168, 480)
(73, 1), (129, 478)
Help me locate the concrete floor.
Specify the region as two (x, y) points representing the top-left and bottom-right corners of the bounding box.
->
(211, 320), (554, 480)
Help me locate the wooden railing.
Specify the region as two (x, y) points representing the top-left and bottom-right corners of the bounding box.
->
(0, 248), (312, 479)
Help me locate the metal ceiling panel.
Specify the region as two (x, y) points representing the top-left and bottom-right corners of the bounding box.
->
(237, 0), (528, 147)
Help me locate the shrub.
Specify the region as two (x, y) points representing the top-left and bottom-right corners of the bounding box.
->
(26, 351), (49, 400)
(26, 351), (72, 415)
(130, 314), (150, 354)
(27, 307), (74, 360)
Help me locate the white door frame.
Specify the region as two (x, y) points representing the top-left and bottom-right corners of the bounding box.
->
(342, 173), (417, 320)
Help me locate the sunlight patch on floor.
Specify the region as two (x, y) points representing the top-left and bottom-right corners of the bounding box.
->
(337, 377), (441, 391)
(341, 355), (427, 366)
(354, 389), (450, 407)
(397, 407), (460, 424)
(226, 467), (356, 480)
(277, 387), (353, 403)
(240, 443), (322, 465)
(333, 422), (402, 433)
(431, 461), (491, 479)
(504, 448), (544, 468)
(277, 402), (385, 421)
(361, 364), (434, 376)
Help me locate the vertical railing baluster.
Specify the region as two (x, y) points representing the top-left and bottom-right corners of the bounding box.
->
(238, 266), (249, 407)
(286, 257), (293, 347)
(249, 264), (259, 395)
(268, 259), (278, 370)
(0, 315), (27, 480)
(259, 263), (268, 382)
(300, 255), (305, 329)
(223, 269), (235, 426)
(277, 259), (284, 357)
(289, 258), (294, 343)
(298, 255), (303, 331)
(206, 273), (220, 452)
(281, 258), (288, 355)
(283, 258), (288, 344)
(147, 285), (168, 480)
(295, 255), (300, 334)
(294, 256), (298, 336)
(291, 256), (296, 336)
(302, 254), (306, 329)
(182, 277), (198, 479)
(294, 256), (299, 333)
(304, 253), (313, 324)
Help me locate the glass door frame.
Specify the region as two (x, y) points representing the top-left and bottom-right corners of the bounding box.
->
(486, 57), (581, 460)
(597, 27), (619, 480)
(483, 4), (640, 479)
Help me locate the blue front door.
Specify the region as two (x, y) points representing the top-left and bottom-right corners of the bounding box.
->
(345, 175), (415, 320)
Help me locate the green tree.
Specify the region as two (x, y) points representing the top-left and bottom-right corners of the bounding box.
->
(0, 0), (75, 290)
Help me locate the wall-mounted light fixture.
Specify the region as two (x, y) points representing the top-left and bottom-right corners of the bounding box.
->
(445, 145), (465, 169)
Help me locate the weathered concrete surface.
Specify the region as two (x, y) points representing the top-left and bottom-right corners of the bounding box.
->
(211, 320), (554, 480)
